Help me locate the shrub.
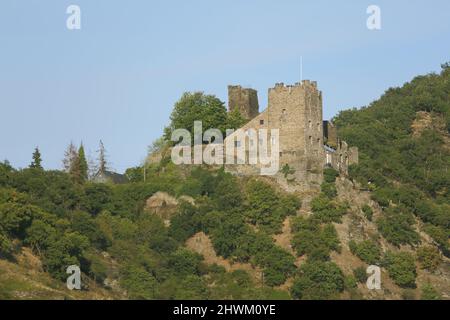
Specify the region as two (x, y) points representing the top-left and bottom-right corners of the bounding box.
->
(291, 261), (344, 300)
(323, 168), (339, 183)
(376, 207), (420, 246)
(255, 246), (296, 287)
(362, 205), (373, 221)
(353, 266), (367, 283)
(321, 182), (337, 198)
(311, 195), (347, 223)
(383, 251), (417, 288)
(348, 240), (381, 265)
(416, 246), (441, 271)
(167, 248), (203, 276)
(420, 283), (442, 300)
(291, 217), (340, 261)
(422, 224), (449, 256)
(0, 228), (13, 257)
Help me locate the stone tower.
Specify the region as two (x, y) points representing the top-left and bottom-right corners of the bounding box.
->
(228, 85), (259, 120)
(267, 81), (324, 185)
(224, 80), (325, 190)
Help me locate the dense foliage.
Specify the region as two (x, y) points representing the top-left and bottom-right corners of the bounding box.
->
(334, 64), (450, 255)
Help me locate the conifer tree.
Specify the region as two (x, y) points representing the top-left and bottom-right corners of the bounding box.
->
(30, 147), (43, 169)
(78, 143), (88, 183)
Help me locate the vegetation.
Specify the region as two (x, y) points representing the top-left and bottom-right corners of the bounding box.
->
(416, 246), (441, 271)
(348, 240), (381, 265)
(291, 260), (345, 300)
(1, 64), (449, 300)
(334, 63), (450, 254)
(291, 216), (340, 261)
(383, 251), (417, 288)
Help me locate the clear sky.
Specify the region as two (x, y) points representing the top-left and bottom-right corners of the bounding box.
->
(1, 0), (449, 172)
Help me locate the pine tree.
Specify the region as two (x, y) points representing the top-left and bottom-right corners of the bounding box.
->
(30, 147), (43, 169)
(78, 143), (88, 183)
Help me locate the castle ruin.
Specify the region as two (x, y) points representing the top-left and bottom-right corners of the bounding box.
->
(224, 81), (358, 191)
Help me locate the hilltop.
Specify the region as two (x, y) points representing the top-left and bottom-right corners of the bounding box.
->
(0, 63), (449, 300)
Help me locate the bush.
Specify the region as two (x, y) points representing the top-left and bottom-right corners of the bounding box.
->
(43, 232), (90, 281)
(311, 195), (347, 223)
(167, 248), (203, 276)
(291, 217), (340, 261)
(255, 246), (296, 287)
(120, 264), (158, 299)
(383, 251), (417, 288)
(423, 224), (449, 256)
(25, 220), (57, 252)
(348, 240), (381, 265)
(376, 207), (420, 246)
(362, 205), (373, 221)
(344, 275), (358, 290)
(323, 168), (339, 183)
(353, 266), (367, 283)
(321, 182), (337, 198)
(416, 246), (441, 271)
(0, 228), (13, 257)
(420, 283), (442, 300)
(242, 180), (300, 234)
(291, 261), (344, 300)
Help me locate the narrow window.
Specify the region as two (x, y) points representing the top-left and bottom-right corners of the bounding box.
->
(260, 119), (264, 125)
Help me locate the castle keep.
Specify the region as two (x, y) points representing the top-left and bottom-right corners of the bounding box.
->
(224, 81), (358, 191)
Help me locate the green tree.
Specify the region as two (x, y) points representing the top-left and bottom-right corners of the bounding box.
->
(77, 144), (88, 183)
(376, 207), (420, 246)
(0, 227), (13, 257)
(383, 251), (417, 288)
(353, 266), (368, 283)
(416, 246), (441, 271)
(226, 108), (247, 130)
(30, 147), (43, 170)
(164, 92), (228, 141)
(291, 260), (345, 300)
(349, 240), (381, 265)
(421, 283), (442, 300)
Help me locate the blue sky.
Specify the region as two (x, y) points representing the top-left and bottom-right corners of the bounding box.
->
(1, 0), (449, 172)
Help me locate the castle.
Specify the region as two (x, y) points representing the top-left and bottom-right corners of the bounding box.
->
(224, 81), (358, 191)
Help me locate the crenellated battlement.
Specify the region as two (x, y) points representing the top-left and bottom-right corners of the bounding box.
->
(225, 79), (357, 191)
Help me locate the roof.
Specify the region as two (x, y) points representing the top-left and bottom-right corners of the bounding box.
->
(92, 170), (129, 184)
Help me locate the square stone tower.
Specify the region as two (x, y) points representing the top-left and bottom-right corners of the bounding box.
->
(228, 85), (260, 120)
(267, 81), (324, 186)
(224, 80), (325, 190)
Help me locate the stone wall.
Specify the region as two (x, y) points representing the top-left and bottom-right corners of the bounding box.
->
(224, 81), (325, 191)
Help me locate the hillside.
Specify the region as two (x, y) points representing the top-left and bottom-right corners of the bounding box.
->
(1, 64), (449, 300)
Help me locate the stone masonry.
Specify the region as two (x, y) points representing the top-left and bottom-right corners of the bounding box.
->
(224, 81), (358, 191)
(228, 85), (260, 120)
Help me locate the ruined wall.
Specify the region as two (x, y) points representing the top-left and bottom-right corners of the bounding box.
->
(228, 85), (260, 120)
(327, 140), (359, 175)
(323, 121), (338, 149)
